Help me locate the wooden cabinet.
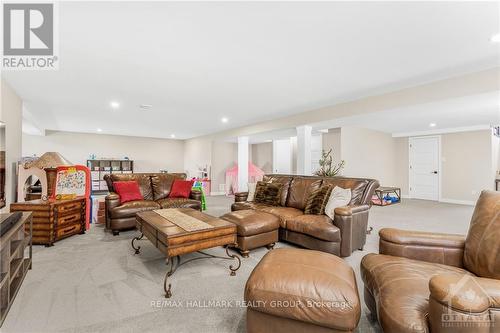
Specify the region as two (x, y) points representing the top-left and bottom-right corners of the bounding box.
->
(0, 212), (32, 326)
(10, 198), (86, 246)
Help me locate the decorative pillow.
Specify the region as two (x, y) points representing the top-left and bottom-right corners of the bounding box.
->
(325, 186), (352, 220)
(169, 180), (194, 198)
(304, 185), (333, 215)
(254, 181), (283, 206)
(247, 183), (257, 202)
(113, 181), (143, 203)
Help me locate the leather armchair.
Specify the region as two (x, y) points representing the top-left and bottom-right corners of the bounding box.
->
(361, 190), (500, 333)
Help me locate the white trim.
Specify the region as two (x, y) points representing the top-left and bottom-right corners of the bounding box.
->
(401, 194), (410, 199)
(408, 135), (442, 201)
(439, 198), (475, 206)
(392, 125), (491, 138)
(209, 191), (227, 196)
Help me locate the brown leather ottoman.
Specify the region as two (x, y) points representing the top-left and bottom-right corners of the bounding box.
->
(220, 210), (279, 257)
(245, 248), (361, 333)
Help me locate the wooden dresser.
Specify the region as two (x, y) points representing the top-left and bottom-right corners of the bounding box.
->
(0, 212), (32, 326)
(10, 198), (86, 246)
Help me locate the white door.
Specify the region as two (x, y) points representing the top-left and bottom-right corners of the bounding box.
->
(273, 139), (291, 174)
(409, 136), (440, 200)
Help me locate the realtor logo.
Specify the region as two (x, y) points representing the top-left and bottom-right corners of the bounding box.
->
(2, 2), (59, 70)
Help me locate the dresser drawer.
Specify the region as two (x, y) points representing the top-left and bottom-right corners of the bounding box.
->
(56, 212), (81, 227)
(56, 224), (81, 239)
(56, 201), (83, 214)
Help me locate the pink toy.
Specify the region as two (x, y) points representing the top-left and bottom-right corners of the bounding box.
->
(225, 163), (265, 195)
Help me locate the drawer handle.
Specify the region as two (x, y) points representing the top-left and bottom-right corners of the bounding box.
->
(60, 203), (80, 211)
(60, 214), (78, 223)
(62, 226), (77, 234)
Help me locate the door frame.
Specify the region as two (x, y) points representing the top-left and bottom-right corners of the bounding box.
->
(408, 135), (442, 201)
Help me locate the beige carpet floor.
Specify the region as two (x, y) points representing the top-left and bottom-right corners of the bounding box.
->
(2, 196), (474, 333)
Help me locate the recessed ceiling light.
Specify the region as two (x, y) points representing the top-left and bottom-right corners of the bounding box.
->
(96, 128), (103, 132)
(429, 123), (437, 127)
(110, 101), (120, 109)
(221, 117), (228, 123)
(490, 33), (500, 43)
(140, 104), (153, 110)
(170, 134), (176, 138)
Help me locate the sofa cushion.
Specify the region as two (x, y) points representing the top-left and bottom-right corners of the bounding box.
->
(231, 201), (270, 211)
(286, 215), (340, 242)
(258, 206), (303, 228)
(110, 200), (160, 219)
(463, 191), (500, 279)
(245, 248), (361, 331)
(169, 179), (194, 198)
(110, 173), (154, 200)
(262, 175), (293, 206)
(361, 253), (470, 333)
(156, 198), (201, 210)
(220, 210), (279, 237)
(322, 177), (369, 205)
(304, 185), (333, 215)
(151, 173), (185, 200)
(254, 181), (283, 206)
(113, 181), (143, 203)
(324, 186), (351, 220)
(286, 177), (322, 210)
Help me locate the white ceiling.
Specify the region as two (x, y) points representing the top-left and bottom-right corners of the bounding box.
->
(4, 1), (500, 139)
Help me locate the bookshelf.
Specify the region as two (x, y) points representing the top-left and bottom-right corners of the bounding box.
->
(0, 212), (32, 326)
(87, 159), (134, 193)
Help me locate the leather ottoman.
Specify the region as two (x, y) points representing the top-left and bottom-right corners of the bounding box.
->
(220, 210), (279, 257)
(245, 248), (361, 333)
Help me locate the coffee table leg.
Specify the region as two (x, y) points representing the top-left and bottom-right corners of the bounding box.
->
(131, 233), (144, 254)
(164, 256), (179, 298)
(225, 245), (241, 276)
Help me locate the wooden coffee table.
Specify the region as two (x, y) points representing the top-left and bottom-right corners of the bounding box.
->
(132, 208), (240, 298)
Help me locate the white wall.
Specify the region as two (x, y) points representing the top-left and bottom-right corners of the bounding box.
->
(251, 142), (273, 174)
(211, 141), (238, 193)
(322, 128), (342, 173)
(22, 130), (185, 173)
(1, 80), (23, 209)
(340, 127), (396, 186)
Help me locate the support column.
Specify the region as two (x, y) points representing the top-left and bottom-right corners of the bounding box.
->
(296, 125), (312, 175)
(238, 136), (249, 192)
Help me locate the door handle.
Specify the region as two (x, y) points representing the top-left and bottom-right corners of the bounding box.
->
(432, 171), (438, 174)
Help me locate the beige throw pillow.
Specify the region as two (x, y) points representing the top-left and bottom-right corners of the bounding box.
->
(325, 186), (352, 220)
(247, 183), (256, 201)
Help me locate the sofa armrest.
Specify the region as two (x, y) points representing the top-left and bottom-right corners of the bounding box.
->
(430, 274), (500, 313)
(379, 228), (465, 267)
(428, 274), (500, 332)
(105, 193), (121, 229)
(334, 204), (370, 216)
(234, 192), (249, 202)
(190, 189), (202, 201)
(333, 204), (370, 257)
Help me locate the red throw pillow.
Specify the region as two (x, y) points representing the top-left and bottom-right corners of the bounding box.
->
(169, 180), (194, 198)
(113, 181), (143, 203)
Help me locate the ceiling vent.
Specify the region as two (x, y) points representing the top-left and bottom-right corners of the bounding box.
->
(139, 104), (153, 110)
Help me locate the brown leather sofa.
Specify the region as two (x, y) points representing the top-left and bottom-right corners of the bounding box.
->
(104, 173), (202, 235)
(361, 190), (500, 333)
(232, 174), (379, 257)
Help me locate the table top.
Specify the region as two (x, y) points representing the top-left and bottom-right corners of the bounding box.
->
(136, 208), (236, 240)
(375, 186), (401, 192)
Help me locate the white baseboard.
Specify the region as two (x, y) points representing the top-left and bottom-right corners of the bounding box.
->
(401, 194), (410, 199)
(210, 191), (227, 196)
(439, 198), (475, 206)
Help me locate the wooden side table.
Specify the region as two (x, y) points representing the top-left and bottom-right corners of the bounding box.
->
(372, 187), (401, 206)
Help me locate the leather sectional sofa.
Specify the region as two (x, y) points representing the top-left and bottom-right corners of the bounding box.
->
(232, 174), (379, 257)
(104, 173), (202, 235)
(361, 190), (500, 333)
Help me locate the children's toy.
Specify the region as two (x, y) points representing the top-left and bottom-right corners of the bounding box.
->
(225, 163), (265, 195)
